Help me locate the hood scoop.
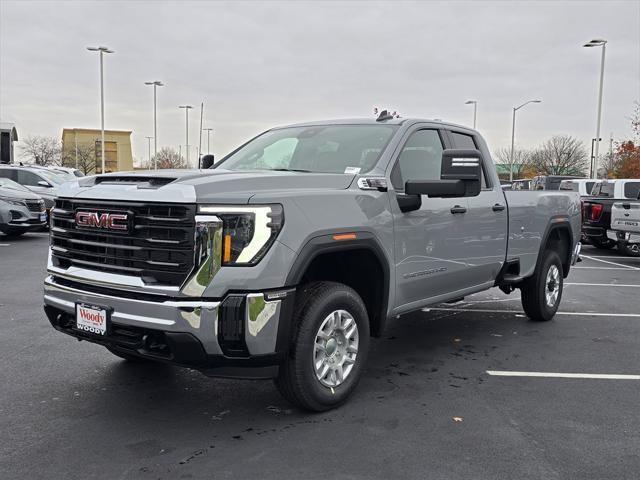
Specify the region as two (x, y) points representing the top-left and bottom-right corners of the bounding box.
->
(92, 175), (177, 189)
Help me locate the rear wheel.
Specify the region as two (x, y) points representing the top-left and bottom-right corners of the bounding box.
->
(591, 237), (616, 249)
(520, 250), (563, 322)
(618, 242), (640, 257)
(275, 281), (370, 412)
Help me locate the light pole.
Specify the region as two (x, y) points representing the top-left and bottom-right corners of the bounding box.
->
(178, 105), (193, 166)
(509, 99), (542, 182)
(465, 100), (477, 129)
(145, 136), (154, 169)
(583, 39), (607, 179)
(144, 80), (164, 169)
(87, 46), (114, 174)
(203, 128), (213, 153)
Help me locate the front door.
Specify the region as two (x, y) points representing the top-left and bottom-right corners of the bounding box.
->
(448, 130), (508, 286)
(390, 127), (474, 310)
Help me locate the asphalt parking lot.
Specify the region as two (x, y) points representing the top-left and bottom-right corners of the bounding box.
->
(1, 233), (639, 480)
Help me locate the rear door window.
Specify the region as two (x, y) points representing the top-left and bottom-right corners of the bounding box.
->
(0, 168), (18, 181)
(624, 182), (640, 199)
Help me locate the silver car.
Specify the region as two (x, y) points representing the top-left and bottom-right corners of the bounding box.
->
(0, 164), (70, 210)
(0, 178), (47, 236)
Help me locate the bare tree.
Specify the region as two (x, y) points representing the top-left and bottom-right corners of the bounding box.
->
(494, 147), (535, 179)
(62, 144), (97, 175)
(530, 135), (588, 176)
(146, 147), (187, 169)
(19, 135), (62, 166)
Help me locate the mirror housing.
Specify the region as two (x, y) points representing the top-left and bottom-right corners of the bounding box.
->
(405, 149), (482, 198)
(201, 154), (215, 169)
(37, 180), (52, 188)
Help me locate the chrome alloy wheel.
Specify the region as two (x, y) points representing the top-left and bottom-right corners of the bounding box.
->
(313, 309), (359, 388)
(545, 264), (561, 308)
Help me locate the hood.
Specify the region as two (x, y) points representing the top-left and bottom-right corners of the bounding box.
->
(56, 169), (356, 204)
(0, 185), (43, 201)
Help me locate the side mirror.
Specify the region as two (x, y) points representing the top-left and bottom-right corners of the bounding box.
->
(37, 180), (52, 188)
(201, 154), (215, 169)
(405, 149), (482, 198)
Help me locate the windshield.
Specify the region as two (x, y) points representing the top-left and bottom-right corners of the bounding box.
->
(0, 177), (31, 193)
(216, 125), (397, 174)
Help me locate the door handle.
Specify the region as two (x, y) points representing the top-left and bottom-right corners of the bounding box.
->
(450, 205), (467, 214)
(492, 204), (506, 212)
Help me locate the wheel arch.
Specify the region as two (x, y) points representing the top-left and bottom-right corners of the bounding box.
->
(538, 218), (574, 278)
(285, 232), (391, 337)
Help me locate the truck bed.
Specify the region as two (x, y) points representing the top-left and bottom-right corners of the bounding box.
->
(504, 190), (581, 278)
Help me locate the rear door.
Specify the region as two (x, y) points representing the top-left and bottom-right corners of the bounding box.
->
(447, 130), (508, 286)
(390, 126), (474, 309)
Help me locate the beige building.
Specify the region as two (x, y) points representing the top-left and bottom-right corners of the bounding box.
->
(61, 128), (133, 174)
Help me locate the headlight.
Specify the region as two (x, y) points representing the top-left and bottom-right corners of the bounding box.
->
(197, 204), (284, 265)
(0, 197), (26, 207)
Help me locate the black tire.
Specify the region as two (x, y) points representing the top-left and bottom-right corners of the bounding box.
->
(0, 228), (27, 238)
(591, 237), (616, 250)
(274, 281), (370, 412)
(105, 346), (153, 363)
(520, 250), (563, 322)
(618, 242), (640, 257)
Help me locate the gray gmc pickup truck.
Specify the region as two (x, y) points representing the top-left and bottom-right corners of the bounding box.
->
(44, 117), (581, 411)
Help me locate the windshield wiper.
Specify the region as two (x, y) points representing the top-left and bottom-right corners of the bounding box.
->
(270, 168), (314, 173)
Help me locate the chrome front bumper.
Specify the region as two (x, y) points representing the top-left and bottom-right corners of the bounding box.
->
(43, 275), (292, 358)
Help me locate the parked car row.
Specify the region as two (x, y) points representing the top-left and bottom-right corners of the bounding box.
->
(581, 179), (640, 256)
(0, 164), (82, 236)
(0, 177), (48, 236)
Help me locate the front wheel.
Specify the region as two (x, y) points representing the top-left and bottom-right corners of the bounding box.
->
(275, 281), (370, 412)
(520, 250), (563, 322)
(618, 242), (640, 257)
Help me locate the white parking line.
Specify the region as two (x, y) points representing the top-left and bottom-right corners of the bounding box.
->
(583, 255), (640, 260)
(565, 282), (640, 288)
(573, 266), (635, 271)
(0, 244), (10, 247)
(487, 370), (640, 380)
(423, 307), (640, 317)
(581, 254), (640, 270)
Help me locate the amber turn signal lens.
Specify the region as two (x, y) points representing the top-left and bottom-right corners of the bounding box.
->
(223, 234), (232, 263)
(332, 233), (357, 241)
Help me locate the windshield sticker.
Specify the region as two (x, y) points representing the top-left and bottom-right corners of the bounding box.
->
(344, 167), (361, 174)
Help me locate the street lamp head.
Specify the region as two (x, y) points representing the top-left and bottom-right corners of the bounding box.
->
(145, 81), (164, 86)
(532, 100), (542, 103)
(583, 39), (607, 47)
(179, 105), (194, 109)
(87, 46), (113, 53)
(465, 100), (477, 105)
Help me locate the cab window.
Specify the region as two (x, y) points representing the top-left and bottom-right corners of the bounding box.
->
(391, 129), (443, 191)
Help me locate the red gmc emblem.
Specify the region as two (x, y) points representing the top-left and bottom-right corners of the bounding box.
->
(75, 211), (129, 231)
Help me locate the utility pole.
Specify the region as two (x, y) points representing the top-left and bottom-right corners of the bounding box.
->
(583, 39), (607, 179)
(203, 128), (213, 153)
(144, 81), (163, 168)
(178, 105), (193, 166)
(86, 46), (114, 174)
(145, 136), (153, 170)
(509, 99), (542, 182)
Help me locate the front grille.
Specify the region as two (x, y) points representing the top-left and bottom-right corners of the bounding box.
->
(26, 199), (45, 212)
(50, 199), (196, 287)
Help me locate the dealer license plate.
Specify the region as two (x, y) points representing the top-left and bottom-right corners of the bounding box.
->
(76, 303), (109, 336)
